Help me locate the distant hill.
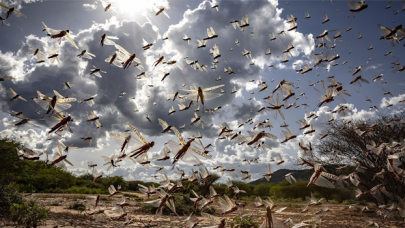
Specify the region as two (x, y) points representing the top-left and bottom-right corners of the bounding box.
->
(249, 168), (313, 185)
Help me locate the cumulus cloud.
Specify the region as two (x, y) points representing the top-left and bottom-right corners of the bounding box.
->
(0, 127), (50, 150)
(0, 0), (317, 181)
(1, 16), (163, 145)
(381, 93), (405, 108)
(9, 0), (405, 183)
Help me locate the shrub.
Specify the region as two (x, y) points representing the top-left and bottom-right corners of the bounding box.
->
(9, 201), (48, 228)
(99, 176), (129, 191)
(313, 114), (405, 202)
(164, 193), (196, 215)
(202, 206), (216, 214)
(18, 184), (36, 194)
(141, 193), (199, 215)
(140, 203), (156, 214)
(128, 180), (158, 192)
(232, 181), (254, 196)
(62, 186), (107, 195)
(199, 174), (221, 196)
(69, 203), (86, 212)
(269, 180), (354, 203)
(123, 194), (143, 201)
(341, 199), (365, 205)
(329, 187), (353, 203)
(0, 138), (127, 195)
(342, 200), (352, 205)
(253, 183), (274, 196)
(212, 184), (228, 196)
(0, 183), (24, 215)
(275, 198), (303, 203)
(230, 215), (260, 228)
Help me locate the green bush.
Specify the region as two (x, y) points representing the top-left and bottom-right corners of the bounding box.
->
(0, 138), (129, 195)
(253, 183), (274, 196)
(62, 186), (107, 195)
(232, 181), (254, 196)
(141, 193), (199, 215)
(275, 198), (303, 203)
(0, 138), (24, 184)
(10, 201), (48, 228)
(69, 202), (86, 212)
(128, 180), (158, 192)
(212, 184), (229, 196)
(99, 176), (129, 191)
(0, 183), (24, 215)
(140, 203), (156, 214)
(329, 187), (354, 203)
(269, 180), (354, 203)
(202, 206), (216, 214)
(18, 184), (36, 194)
(123, 194), (143, 201)
(230, 215), (260, 228)
(164, 193), (195, 215)
(341, 199), (366, 205)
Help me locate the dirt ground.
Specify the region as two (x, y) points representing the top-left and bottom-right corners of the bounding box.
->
(1, 193), (404, 228)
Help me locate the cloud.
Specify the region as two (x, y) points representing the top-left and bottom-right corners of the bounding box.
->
(0, 16), (162, 150)
(83, 3), (98, 11)
(153, 0), (315, 131)
(1, 0), (42, 10)
(366, 63), (383, 71)
(381, 93), (405, 108)
(0, 0), (321, 182)
(0, 127), (50, 151)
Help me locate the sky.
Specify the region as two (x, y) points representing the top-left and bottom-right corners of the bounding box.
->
(0, 0), (404, 183)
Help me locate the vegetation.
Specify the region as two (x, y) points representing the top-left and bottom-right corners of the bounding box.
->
(9, 201), (48, 228)
(188, 180), (355, 203)
(140, 192), (216, 215)
(0, 183), (24, 215)
(123, 193), (143, 201)
(140, 203), (156, 214)
(68, 202), (86, 212)
(0, 138), (128, 195)
(0, 135), (374, 219)
(312, 113), (405, 203)
(0, 137), (357, 204)
(0, 137), (126, 223)
(140, 193), (196, 215)
(230, 215), (260, 228)
(269, 181), (353, 203)
(250, 169), (313, 185)
(128, 180), (157, 191)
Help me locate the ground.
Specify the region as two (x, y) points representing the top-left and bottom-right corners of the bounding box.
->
(1, 193), (404, 227)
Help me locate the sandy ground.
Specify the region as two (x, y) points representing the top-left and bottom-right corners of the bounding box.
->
(1, 193), (404, 227)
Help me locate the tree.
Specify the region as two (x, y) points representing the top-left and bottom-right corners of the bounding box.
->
(100, 176), (129, 191)
(199, 174), (221, 196)
(0, 137), (126, 194)
(0, 138), (24, 184)
(308, 113), (405, 206)
(253, 183), (274, 196)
